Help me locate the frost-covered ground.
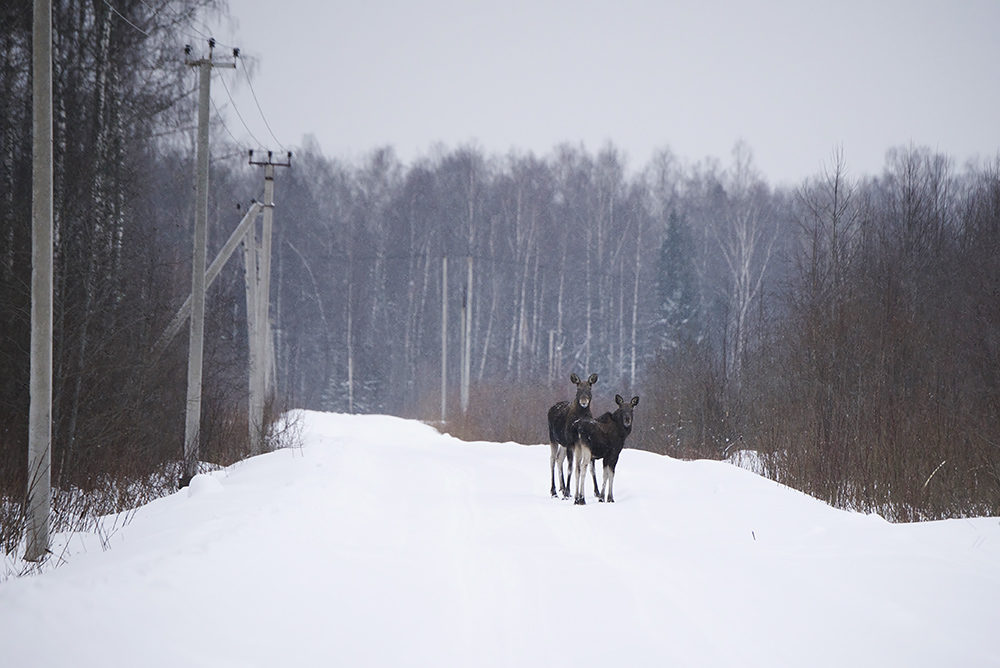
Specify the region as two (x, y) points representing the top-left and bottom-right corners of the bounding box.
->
(2, 410), (999, 667)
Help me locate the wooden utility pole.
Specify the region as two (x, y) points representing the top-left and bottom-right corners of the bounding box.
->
(26, 0), (53, 562)
(247, 150), (289, 454)
(182, 41), (234, 485)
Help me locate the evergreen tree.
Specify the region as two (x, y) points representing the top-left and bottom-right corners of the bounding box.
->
(653, 211), (698, 353)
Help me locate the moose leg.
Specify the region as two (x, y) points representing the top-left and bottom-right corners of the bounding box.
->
(559, 446), (572, 499)
(590, 459), (602, 501)
(549, 442), (560, 497)
(604, 463), (616, 503)
(572, 447), (582, 504)
(574, 445), (591, 505)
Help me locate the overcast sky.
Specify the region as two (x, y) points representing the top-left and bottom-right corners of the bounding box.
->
(209, 0), (1000, 185)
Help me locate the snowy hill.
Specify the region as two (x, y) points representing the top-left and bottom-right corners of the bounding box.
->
(2, 411), (999, 667)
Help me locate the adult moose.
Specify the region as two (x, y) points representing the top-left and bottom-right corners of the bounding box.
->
(572, 394), (639, 504)
(547, 373), (598, 498)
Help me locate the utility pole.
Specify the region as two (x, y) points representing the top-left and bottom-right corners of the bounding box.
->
(441, 255), (448, 423)
(347, 282), (354, 414)
(460, 256), (473, 414)
(181, 40), (235, 485)
(26, 0), (53, 562)
(548, 329), (556, 388)
(242, 207), (258, 443)
(152, 201), (263, 358)
(247, 150), (290, 454)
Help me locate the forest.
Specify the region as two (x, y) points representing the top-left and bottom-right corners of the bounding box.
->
(2, 0), (999, 557)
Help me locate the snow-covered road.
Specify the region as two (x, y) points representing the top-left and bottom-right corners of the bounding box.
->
(2, 410), (998, 667)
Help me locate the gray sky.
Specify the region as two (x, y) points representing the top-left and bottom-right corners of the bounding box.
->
(211, 0), (1000, 185)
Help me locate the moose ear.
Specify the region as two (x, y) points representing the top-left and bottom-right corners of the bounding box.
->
(615, 394), (624, 406)
(589, 373), (598, 384)
(570, 373), (580, 384)
(631, 396), (640, 407)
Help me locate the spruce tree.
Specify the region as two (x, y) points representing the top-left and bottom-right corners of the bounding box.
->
(653, 211), (698, 353)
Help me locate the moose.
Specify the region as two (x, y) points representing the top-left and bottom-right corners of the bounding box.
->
(571, 394), (639, 504)
(547, 373), (598, 498)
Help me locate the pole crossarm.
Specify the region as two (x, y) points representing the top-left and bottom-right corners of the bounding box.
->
(152, 201), (264, 359)
(249, 149), (292, 168)
(183, 39), (237, 70)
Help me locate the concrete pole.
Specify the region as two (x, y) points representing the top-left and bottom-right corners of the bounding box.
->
(252, 163), (275, 450)
(460, 292), (467, 414)
(460, 256), (472, 413)
(245, 151), (287, 449)
(441, 255), (447, 423)
(548, 329), (555, 388)
(26, 0), (53, 562)
(347, 282), (354, 414)
(243, 227), (259, 454)
(152, 201), (263, 359)
(183, 54), (212, 483)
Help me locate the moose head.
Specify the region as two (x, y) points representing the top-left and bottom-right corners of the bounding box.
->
(570, 373), (599, 409)
(614, 394), (640, 431)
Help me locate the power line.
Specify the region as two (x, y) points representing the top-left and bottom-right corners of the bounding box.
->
(210, 93), (250, 150)
(134, 0), (237, 50)
(288, 250), (644, 280)
(112, 0), (284, 157)
(103, 0), (150, 36)
(238, 55), (287, 153)
(106, 3), (238, 148)
(218, 71), (266, 150)
(137, 0), (208, 44)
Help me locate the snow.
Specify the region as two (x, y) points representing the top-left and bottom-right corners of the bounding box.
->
(2, 410), (999, 667)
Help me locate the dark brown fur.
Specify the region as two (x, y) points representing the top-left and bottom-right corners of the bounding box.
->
(572, 394), (639, 503)
(547, 373), (598, 498)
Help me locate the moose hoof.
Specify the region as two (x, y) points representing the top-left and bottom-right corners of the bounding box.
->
(574, 497), (586, 506)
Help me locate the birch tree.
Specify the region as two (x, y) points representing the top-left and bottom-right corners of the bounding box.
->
(717, 142), (777, 387)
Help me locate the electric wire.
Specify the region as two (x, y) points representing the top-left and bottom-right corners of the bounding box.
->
(134, 0), (237, 50)
(110, 0), (285, 160)
(210, 93), (250, 151)
(137, 0), (211, 46)
(218, 72), (266, 151)
(238, 56), (288, 154)
(150, 1), (287, 156)
(103, 0), (151, 36)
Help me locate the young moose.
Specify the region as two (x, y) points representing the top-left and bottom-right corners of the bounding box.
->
(547, 373), (598, 498)
(572, 394), (639, 504)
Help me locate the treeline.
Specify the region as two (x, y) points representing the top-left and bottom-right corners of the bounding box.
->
(267, 142), (1000, 520)
(270, 142), (659, 416)
(754, 150), (1000, 520)
(272, 141), (787, 419)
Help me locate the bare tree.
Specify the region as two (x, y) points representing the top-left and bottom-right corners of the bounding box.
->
(716, 142), (777, 387)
